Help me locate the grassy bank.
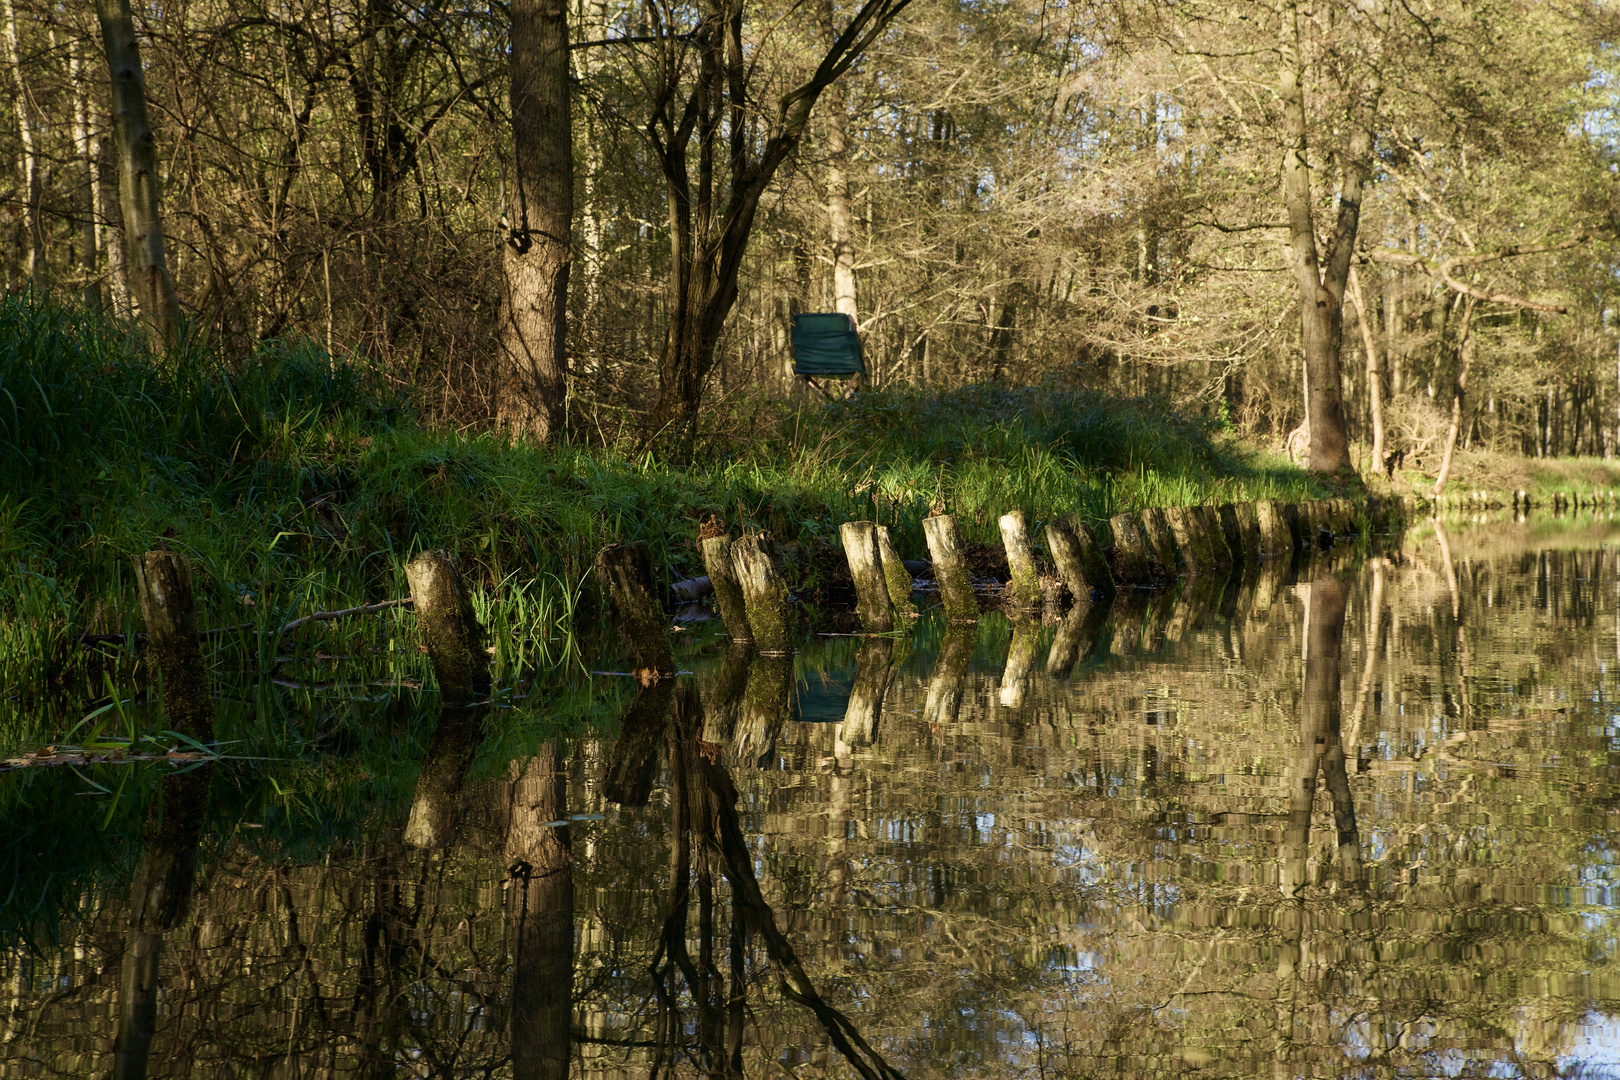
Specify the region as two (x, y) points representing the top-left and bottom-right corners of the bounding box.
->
(1393, 448), (1620, 501)
(1, 297), (1319, 716)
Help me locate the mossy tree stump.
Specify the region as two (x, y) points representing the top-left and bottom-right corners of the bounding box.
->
(1254, 500), (1292, 555)
(1164, 507), (1212, 574)
(875, 525), (919, 618)
(1139, 508), (1179, 576)
(700, 535), (752, 643)
(1195, 506), (1234, 569)
(730, 535), (794, 654)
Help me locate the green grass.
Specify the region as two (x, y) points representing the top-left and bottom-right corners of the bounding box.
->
(0, 295), (1322, 740)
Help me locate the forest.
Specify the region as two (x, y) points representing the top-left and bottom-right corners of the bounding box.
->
(4, 0), (1619, 472)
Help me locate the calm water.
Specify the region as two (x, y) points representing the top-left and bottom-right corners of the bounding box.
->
(7, 514), (1620, 1078)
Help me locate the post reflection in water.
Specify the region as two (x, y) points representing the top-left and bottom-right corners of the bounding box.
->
(17, 518), (1620, 1077)
(112, 767), (212, 1080)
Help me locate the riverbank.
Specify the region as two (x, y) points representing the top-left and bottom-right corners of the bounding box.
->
(1, 298), (1328, 698)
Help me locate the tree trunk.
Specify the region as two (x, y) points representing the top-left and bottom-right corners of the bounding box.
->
(1277, 0), (1373, 475)
(4, 0), (43, 279)
(819, 0), (858, 328)
(498, 0), (573, 441)
(1348, 265), (1384, 476)
(71, 42), (103, 312)
(96, 0), (182, 343)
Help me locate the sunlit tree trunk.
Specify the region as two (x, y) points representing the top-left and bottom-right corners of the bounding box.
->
(71, 42), (103, 312)
(96, 0), (182, 343)
(4, 0), (44, 279)
(819, 0), (858, 327)
(1348, 265), (1383, 475)
(498, 0), (573, 441)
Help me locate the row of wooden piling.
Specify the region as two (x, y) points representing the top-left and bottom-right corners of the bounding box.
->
(681, 495), (1414, 641)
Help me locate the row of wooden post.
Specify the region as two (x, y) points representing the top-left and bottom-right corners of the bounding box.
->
(121, 494), (1412, 716)
(655, 495), (1414, 644)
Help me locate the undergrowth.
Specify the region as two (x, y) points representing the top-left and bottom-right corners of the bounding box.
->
(0, 296), (1319, 729)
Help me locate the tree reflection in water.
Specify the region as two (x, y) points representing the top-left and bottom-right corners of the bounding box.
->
(13, 520), (1620, 1076)
(617, 670), (906, 1080)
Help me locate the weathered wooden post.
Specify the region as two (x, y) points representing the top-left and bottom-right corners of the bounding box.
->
(875, 526), (919, 618)
(700, 535), (752, 643)
(1216, 504), (1248, 566)
(998, 510), (1043, 611)
(1237, 502), (1265, 556)
(729, 535), (794, 655)
(1044, 519), (1115, 602)
(1195, 506), (1235, 569)
(133, 550), (215, 741)
(1254, 500), (1291, 555)
(923, 514), (979, 622)
(595, 542), (677, 676)
(1140, 508), (1179, 575)
(1164, 507), (1212, 574)
(405, 549), (494, 704)
(839, 521), (894, 632)
(1107, 512), (1156, 584)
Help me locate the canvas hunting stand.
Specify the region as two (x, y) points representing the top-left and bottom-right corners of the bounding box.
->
(791, 312), (865, 399)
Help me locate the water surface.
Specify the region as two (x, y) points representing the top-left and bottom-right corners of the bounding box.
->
(6, 514), (1620, 1078)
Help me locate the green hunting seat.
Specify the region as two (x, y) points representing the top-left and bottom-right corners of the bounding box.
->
(791, 313), (865, 378)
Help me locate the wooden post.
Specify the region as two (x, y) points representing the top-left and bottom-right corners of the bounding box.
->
(1164, 507), (1212, 574)
(1233, 502), (1265, 558)
(875, 526), (919, 618)
(1196, 506), (1234, 569)
(1140, 508), (1179, 576)
(1216, 504), (1249, 566)
(1044, 519), (1115, 602)
(595, 542), (677, 677)
(133, 550), (214, 741)
(1107, 512), (1155, 584)
(1254, 500), (1291, 555)
(923, 514), (978, 622)
(730, 534), (794, 654)
(839, 521), (894, 632)
(998, 511), (1042, 611)
(700, 535), (752, 643)
(405, 549), (493, 705)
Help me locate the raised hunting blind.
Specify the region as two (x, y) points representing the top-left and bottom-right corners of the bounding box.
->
(791, 313), (866, 381)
